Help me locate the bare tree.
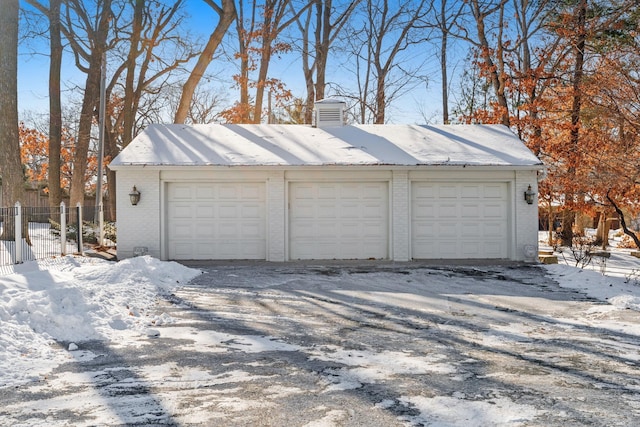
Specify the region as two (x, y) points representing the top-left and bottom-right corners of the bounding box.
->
(294, 0), (360, 123)
(465, 0), (511, 126)
(0, 0), (24, 204)
(48, 0), (63, 209)
(339, 0), (432, 124)
(174, 0), (236, 124)
(0, 0), (27, 239)
(433, 0), (464, 124)
(60, 0), (113, 208)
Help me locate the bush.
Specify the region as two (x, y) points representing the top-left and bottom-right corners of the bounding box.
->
(48, 218), (116, 245)
(617, 233), (640, 249)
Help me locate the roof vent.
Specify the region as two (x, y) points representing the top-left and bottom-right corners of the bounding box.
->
(314, 98), (345, 128)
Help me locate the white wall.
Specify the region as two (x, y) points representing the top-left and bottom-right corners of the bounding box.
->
(115, 166), (540, 262)
(514, 170), (540, 261)
(115, 168), (161, 259)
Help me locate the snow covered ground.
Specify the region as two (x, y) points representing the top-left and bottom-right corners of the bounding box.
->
(0, 239), (639, 426)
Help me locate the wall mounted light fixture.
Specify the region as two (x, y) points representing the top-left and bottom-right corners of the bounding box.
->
(129, 186), (141, 206)
(524, 185), (536, 205)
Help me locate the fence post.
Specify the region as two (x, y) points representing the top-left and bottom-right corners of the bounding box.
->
(15, 202), (22, 264)
(99, 202), (105, 246)
(76, 203), (83, 255)
(60, 201), (66, 256)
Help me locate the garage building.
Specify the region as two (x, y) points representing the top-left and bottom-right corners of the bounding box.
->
(109, 100), (543, 262)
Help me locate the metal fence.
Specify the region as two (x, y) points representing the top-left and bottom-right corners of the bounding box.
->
(0, 202), (107, 267)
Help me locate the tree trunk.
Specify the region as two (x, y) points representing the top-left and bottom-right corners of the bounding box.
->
(561, 209), (575, 247)
(122, 0), (144, 145)
(69, 58), (102, 209)
(48, 0), (63, 210)
(175, 0), (236, 124)
(69, 0), (112, 209)
(470, 0), (510, 126)
(253, 42), (273, 124)
(441, 30), (449, 124)
(608, 193), (640, 249)
(561, 0), (587, 247)
(0, 0), (28, 243)
(0, 0), (24, 205)
(314, 0), (329, 102)
(374, 75), (386, 124)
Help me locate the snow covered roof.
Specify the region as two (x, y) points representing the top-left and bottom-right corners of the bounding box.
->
(109, 123), (542, 168)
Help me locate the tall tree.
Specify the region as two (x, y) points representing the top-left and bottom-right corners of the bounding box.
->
(174, 0), (236, 124)
(63, 0), (113, 209)
(341, 0), (431, 124)
(224, 0), (309, 123)
(433, 0), (464, 124)
(104, 0), (196, 218)
(294, 0), (360, 123)
(465, 0), (510, 126)
(0, 0), (26, 209)
(48, 0), (63, 210)
(560, 0), (587, 245)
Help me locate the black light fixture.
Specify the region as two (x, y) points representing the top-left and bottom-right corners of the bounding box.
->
(524, 185), (536, 205)
(129, 186), (141, 206)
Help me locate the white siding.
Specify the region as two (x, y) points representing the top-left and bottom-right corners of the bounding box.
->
(515, 170), (540, 261)
(115, 169), (161, 259)
(392, 171), (410, 261)
(114, 166), (540, 263)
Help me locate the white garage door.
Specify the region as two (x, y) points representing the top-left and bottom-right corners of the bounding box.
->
(289, 182), (388, 260)
(412, 182), (509, 259)
(167, 182), (266, 260)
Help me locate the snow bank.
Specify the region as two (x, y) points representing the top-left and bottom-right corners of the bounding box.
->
(0, 256), (200, 387)
(543, 263), (640, 311)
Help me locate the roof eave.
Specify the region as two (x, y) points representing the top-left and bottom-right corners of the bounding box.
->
(108, 163), (544, 171)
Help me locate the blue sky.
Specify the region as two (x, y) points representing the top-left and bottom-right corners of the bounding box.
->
(17, 1), (464, 126)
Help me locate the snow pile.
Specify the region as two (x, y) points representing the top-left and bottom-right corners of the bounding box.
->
(0, 256), (200, 386)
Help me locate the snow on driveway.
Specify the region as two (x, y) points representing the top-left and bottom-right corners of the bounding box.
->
(0, 256), (639, 426)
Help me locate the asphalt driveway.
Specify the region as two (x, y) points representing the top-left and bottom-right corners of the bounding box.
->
(2, 262), (639, 426)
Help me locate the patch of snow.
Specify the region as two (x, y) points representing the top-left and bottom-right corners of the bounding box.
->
(0, 255), (200, 387)
(1, 248), (639, 425)
(110, 123), (542, 167)
(399, 395), (541, 426)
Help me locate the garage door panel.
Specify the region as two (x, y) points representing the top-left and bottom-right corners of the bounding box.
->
(461, 242), (480, 256)
(318, 204), (338, 218)
(484, 185), (504, 198)
(195, 222), (215, 237)
(341, 185), (361, 198)
(362, 221), (386, 235)
(461, 185), (481, 198)
(195, 186), (215, 199)
(461, 223), (480, 236)
(439, 242), (458, 257)
(461, 204), (479, 218)
(241, 204), (262, 218)
(290, 182), (388, 260)
(167, 182), (266, 260)
(412, 182), (508, 259)
(240, 184), (262, 199)
(439, 204), (457, 217)
(483, 222), (503, 236)
(169, 184), (193, 199)
(241, 223), (263, 238)
(318, 185), (337, 198)
(195, 205), (214, 217)
(484, 204), (504, 218)
(171, 204), (193, 218)
(317, 222), (339, 235)
(439, 185), (458, 198)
